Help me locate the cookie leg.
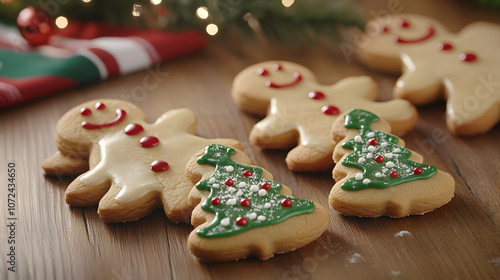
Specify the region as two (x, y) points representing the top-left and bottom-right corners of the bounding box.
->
(286, 145), (334, 172)
(65, 174), (111, 206)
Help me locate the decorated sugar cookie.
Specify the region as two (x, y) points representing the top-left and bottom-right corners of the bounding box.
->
(358, 14), (500, 135)
(330, 109), (455, 217)
(186, 144), (329, 261)
(232, 61), (418, 172)
(42, 99), (240, 223)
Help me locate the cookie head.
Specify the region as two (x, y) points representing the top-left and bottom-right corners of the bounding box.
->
(232, 61), (317, 115)
(55, 99), (146, 158)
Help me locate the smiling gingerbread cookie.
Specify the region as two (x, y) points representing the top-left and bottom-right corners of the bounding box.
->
(358, 14), (500, 135)
(232, 61), (418, 172)
(42, 99), (240, 222)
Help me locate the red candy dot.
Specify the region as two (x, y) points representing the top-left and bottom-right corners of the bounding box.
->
(140, 136), (159, 148)
(375, 155), (384, 163)
(257, 68), (269, 76)
(274, 64), (283, 70)
(383, 26), (389, 33)
(125, 124), (144, 135)
(281, 199), (292, 207)
(80, 108), (91, 116)
(261, 183), (270, 190)
(368, 138), (379, 146)
(211, 197), (220, 205)
(414, 167), (423, 175)
(389, 171), (398, 178)
(401, 21), (410, 28)
(95, 102), (106, 110)
(236, 217), (248, 226)
(437, 42), (453, 51)
(308, 91), (325, 100)
(225, 179), (234, 186)
(243, 170), (253, 177)
(240, 199), (250, 207)
(150, 160), (169, 172)
(321, 105), (340, 115)
(459, 53), (477, 62)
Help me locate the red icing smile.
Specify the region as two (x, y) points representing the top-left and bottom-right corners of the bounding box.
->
(265, 72), (303, 89)
(81, 108), (127, 130)
(396, 27), (435, 44)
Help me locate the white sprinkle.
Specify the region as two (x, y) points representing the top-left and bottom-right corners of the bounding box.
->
(385, 153), (393, 159)
(264, 203), (271, 208)
(363, 179), (371, 184)
(248, 213), (257, 220)
(225, 166), (234, 172)
(235, 190), (243, 196)
(227, 198), (236, 205)
(381, 142), (388, 147)
(386, 162), (395, 168)
(250, 185), (259, 192)
(394, 230), (411, 237)
(238, 182), (247, 188)
(221, 217), (230, 226)
(358, 158), (366, 163)
(212, 184), (220, 189)
(257, 215), (266, 221)
(354, 135), (362, 143)
(393, 148), (401, 153)
(366, 153), (373, 159)
(367, 132), (375, 138)
(375, 172), (383, 177)
(258, 189), (267, 196)
(355, 173), (363, 180)
(208, 178), (216, 184)
(228, 187), (236, 193)
(367, 146), (376, 152)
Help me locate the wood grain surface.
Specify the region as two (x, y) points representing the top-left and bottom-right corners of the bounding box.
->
(1, 0), (499, 279)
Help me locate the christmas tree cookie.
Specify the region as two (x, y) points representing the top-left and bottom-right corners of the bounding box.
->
(358, 14), (500, 135)
(329, 109), (455, 217)
(232, 60), (418, 172)
(186, 144), (329, 261)
(42, 99), (240, 223)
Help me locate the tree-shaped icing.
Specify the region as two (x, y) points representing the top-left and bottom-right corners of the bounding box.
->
(195, 144), (315, 238)
(340, 109), (437, 191)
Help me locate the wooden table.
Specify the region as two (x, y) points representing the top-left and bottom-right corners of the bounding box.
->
(1, 0), (499, 279)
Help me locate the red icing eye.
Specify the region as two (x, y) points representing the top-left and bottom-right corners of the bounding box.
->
(437, 42), (453, 51)
(80, 108), (91, 116)
(281, 199), (292, 207)
(389, 171), (398, 178)
(125, 124), (144, 135)
(257, 68), (269, 76)
(225, 179), (234, 186)
(383, 26), (389, 33)
(140, 136), (159, 148)
(211, 197), (220, 205)
(273, 64), (283, 70)
(243, 170), (253, 177)
(459, 53), (477, 62)
(236, 217), (248, 226)
(95, 102), (105, 110)
(413, 167), (423, 175)
(308, 91), (325, 100)
(375, 155), (384, 163)
(150, 160), (169, 172)
(401, 21), (410, 28)
(240, 199), (250, 207)
(261, 183), (270, 190)
(368, 138), (379, 146)
(321, 105), (340, 115)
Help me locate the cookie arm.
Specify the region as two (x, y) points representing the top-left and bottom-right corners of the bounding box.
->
(42, 151), (89, 176)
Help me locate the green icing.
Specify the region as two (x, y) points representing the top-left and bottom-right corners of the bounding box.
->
(340, 109), (437, 191)
(195, 144), (315, 238)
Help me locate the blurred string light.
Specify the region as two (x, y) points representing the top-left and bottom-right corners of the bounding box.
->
(82, 0), (91, 3)
(206, 23), (218, 36)
(132, 4), (142, 17)
(150, 0), (162, 5)
(196, 7), (209, 19)
(282, 0), (294, 8)
(55, 16), (68, 29)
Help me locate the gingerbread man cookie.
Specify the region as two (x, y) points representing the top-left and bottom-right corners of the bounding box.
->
(42, 99), (240, 223)
(359, 14), (500, 135)
(330, 109), (455, 217)
(232, 61), (418, 172)
(186, 144), (329, 261)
